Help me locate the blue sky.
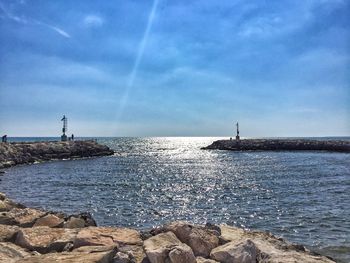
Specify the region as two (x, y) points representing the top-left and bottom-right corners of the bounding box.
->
(0, 0), (349, 137)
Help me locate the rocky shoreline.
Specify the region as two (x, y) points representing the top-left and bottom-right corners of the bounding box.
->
(0, 193), (336, 263)
(202, 139), (350, 153)
(0, 140), (114, 169)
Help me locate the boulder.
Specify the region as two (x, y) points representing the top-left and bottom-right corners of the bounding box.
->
(15, 249), (116, 263)
(64, 217), (86, 228)
(33, 214), (64, 228)
(65, 212), (97, 228)
(0, 192), (6, 200)
(74, 227), (142, 248)
(118, 244), (148, 263)
(0, 224), (19, 242)
(0, 198), (25, 212)
(0, 208), (46, 227)
(196, 257), (219, 263)
(114, 251), (133, 263)
(168, 244), (197, 263)
(210, 239), (260, 263)
(0, 242), (33, 263)
(219, 225), (335, 263)
(163, 221), (219, 257)
(143, 231), (196, 263)
(15, 226), (78, 253)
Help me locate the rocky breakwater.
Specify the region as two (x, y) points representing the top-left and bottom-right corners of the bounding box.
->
(0, 193), (335, 263)
(0, 140), (114, 169)
(202, 139), (350, 153)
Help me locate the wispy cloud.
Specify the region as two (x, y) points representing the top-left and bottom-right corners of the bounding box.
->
(0, 1), (70, 38)
(83, 14), (104, 28)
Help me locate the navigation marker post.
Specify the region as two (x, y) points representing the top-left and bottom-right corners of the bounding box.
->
(61, 115), (68, 142)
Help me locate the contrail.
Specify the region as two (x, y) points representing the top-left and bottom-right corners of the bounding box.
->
(117, 0), (159, 119)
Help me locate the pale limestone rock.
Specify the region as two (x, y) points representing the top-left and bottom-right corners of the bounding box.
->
(0, 208), (46, 227)
(0, 224), (19, 242)
(196, 257), (219, 263)
(210, 239), (260, 263)
(15, 249), (116, 263)
(33, 214), (64, 228)
(144, 231), (196, 263)
(73, 245), (117, 253)
(168, 244), (197, 263)
(0, 242), (32, 263)
(163, 221), (219, 257)
(74, 227), (142, 248)
(15, 226), (78, 253)
(219, 225), (335, 263)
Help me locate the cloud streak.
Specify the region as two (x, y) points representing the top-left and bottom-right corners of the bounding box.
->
(116, 0), (160, 119)
(0, 1), (70, 38)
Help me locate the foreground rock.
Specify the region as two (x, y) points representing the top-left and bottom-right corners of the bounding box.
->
(0, 193), (337, 263)
(15, 227), (78, 253)
(0, 242), (35, 263)
(74, 227), (142, 248)
(159, 221), (220, 257)
(16, 249), (116, 263)
(144, 231), (196, 263)
(203, 139), (350, 153)
(0, 140), (114, 168)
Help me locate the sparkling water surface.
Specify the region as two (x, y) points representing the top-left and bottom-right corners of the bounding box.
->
(1, 137), (349, 262)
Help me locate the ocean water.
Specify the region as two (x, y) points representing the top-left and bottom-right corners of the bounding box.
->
(1, 137), (349, 262)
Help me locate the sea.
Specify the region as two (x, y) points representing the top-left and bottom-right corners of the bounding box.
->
(1, 137), (349, 262)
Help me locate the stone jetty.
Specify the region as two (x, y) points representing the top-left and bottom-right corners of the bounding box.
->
(0, 140), (114, 169)
(203, 139), (350, 153)
(0, 193), (336, 263)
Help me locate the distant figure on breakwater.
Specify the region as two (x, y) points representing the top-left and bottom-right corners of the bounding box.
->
(1, 135), (7, 143)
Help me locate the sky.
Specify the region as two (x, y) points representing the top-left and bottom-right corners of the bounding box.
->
(0, 0), (349, 137)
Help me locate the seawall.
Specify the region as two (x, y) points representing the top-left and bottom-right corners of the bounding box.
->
(0, 140), (114, 168)
(0, 192), (336, 262)
(203, 139), (350, 152)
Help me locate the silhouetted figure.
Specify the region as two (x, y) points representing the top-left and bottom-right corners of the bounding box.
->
(1, 135), (7, 143)
(235, 122), (240, 141)
(71, 134), (74, 141)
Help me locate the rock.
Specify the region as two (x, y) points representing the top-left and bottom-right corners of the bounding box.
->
(0, 198), (25, 212)
(73, 245), (117, 253)
(0, 242), (33, 263)
(163, 221), (219, 257)
(0, 224), (19, 242)
(33, 214), (64, 228)
(210, 239), (260, 263)
(0, 208), (46, 227)
(74, 227), (142, 248)
(0, 192), (6, 200)
(15, 226), (78, 253)
(118, 244), (148, 263)
(65, 212), (97, 228)
(64, 217), (86, 228)
(168, 244), (197, 263)
(219, 225), (246, 244)
(196, 257), (219, 263)
(143, 231), (196, 263)
(219, 225), (334, 263)
(114, 251), (133, 263)
(15, 249), (116, 263)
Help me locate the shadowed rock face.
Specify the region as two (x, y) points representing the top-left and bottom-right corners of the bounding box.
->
(203, 139), (350, 153)
(0, 140), (114, 168)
